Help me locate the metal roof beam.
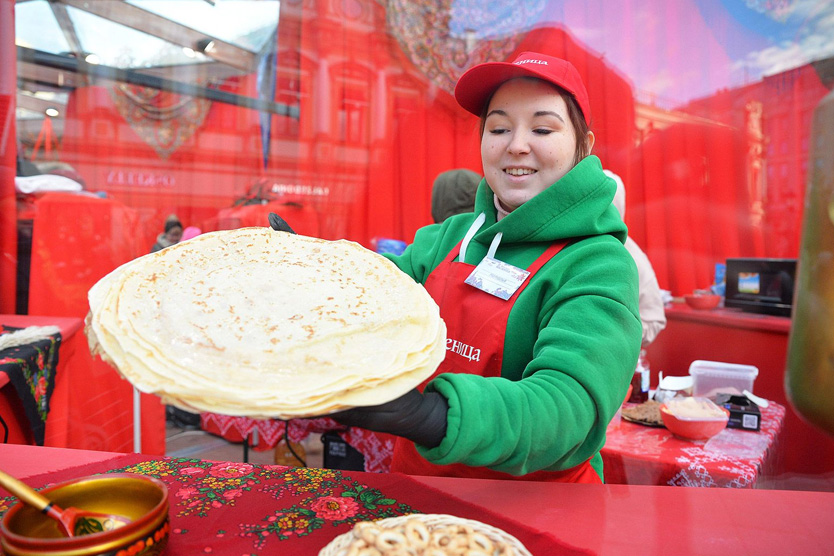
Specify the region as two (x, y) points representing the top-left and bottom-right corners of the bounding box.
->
(17, 47), (298, 119)
(18, 59), (86, 91)
(57, 0), (257, 72)
(16, 91), (66, 115)
(48, 0), (84, 57)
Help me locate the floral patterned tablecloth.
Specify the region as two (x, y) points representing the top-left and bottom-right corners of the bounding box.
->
(0, 454), (590, 556)
(602, 402), (786, 487)
(0, 325), (60, 445)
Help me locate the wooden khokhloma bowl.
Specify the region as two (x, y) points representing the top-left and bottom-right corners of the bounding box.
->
(1, 473), (169, 556)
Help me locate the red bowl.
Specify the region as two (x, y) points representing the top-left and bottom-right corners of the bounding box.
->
(684, 294), (722, 310)
(660, 404), (729, 440)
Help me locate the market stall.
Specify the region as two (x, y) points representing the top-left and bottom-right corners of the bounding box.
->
(602, 402), (785, 487)
(646, 302), (834, 477)
(2, 444), (833, 556)
(0, 317), (68, 446)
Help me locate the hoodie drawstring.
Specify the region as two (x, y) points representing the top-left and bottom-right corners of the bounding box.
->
(486, 232), (503, 259)
(459, 213), (504, 264)
(459, 212), (485, 264)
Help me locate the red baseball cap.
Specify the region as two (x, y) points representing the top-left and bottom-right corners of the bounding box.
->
(454, 51), (591, 125)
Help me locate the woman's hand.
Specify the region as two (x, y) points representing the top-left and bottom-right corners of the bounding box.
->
(268, 212), (296, 234)
(329, 389), (448, 448)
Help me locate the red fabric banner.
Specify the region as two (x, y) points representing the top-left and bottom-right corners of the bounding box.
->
(27, 192), (145, 318)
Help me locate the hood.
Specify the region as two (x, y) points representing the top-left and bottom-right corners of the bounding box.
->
(605, 169), (626, 219)
(154, 233), (176, 249)
(471, 155), (627, 245)
(431, 169), (481, 223)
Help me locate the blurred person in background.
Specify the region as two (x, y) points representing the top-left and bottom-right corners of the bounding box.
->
(150, 215), (183, 253)
(151, 215), (199, 429)
(606, 169), (667, 346)
(431, 169), (481, 223)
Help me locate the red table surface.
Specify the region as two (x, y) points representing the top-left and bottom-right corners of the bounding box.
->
(0, 314), (165, 454)
(1, 445), (833, 556)
(602, 402), (785, 487)
(0, 447), (585, 556)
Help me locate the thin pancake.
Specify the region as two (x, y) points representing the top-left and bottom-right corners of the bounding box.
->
(86, 227), (446, 418)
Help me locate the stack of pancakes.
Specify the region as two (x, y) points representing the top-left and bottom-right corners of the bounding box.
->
(86, 227), (446, 419)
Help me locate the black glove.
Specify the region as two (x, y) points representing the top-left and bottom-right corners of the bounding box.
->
(268, 212), (296, 234)
(329, 389), (448, 448)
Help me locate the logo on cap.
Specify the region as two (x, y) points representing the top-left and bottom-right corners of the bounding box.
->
(514, 59), (548, 66)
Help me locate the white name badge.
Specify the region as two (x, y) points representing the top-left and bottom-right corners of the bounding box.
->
(464, 257), (531, 300)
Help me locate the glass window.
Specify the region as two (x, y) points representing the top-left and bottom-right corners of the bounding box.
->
(7, 1), (833, 305)
(3, 0), (834, 484)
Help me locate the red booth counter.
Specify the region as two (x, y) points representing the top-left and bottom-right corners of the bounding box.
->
(2, 444), (833, 556)
(1, 316), (85, 446)
(0, 314), (164, 455)
(645, 302), (834, 478)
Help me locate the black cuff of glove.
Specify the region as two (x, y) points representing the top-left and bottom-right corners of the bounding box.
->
(329, 389), (448, 449)
(403, 391), (448, 448)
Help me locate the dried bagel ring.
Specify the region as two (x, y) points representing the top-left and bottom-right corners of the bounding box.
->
(355, 522), (381, 545)
(445, 534), (470, 552)
(374, 530), (407, 552)
(346, 539), (372, 556)
(430, 530), (454, 549)
(404, 518), (431, 548)
(469, 532), (494, 552)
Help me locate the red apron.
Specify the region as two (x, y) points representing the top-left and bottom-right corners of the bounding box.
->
(391, 240), (602, 484)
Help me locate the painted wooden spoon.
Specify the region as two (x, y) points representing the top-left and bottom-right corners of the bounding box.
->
(0, 467), (131, 536)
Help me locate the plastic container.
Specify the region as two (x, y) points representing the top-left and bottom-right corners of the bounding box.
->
(689, 360), (758, 398)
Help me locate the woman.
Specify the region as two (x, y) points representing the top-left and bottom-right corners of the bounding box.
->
(608, 169), (667, 346)
(332, 52), (642, 483)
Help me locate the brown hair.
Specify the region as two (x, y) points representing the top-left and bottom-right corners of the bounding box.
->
(478, 77), (592, 167)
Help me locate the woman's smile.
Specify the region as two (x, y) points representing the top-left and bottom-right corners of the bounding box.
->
(504, 167), (537, 177)
(481, 77), (586, 213)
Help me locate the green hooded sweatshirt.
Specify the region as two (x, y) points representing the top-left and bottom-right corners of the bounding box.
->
(385, 155), (642, 481)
